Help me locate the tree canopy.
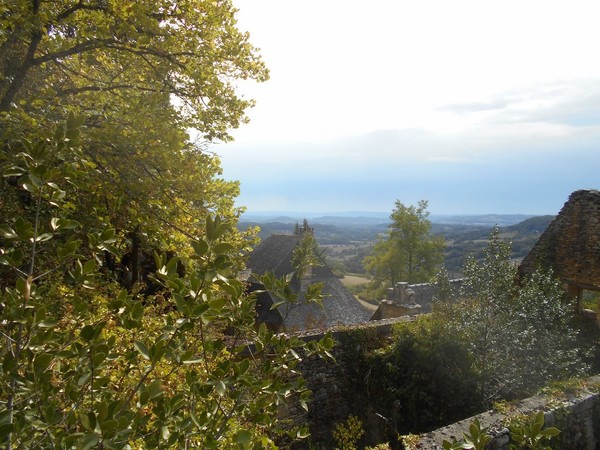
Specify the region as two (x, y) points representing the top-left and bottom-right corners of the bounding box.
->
(0, 0), (268, 137)
(364, 200), (445, 286)
(0, 3), (337, 448)
(1, 0), (268, 270)
(433, 227), (586, 403)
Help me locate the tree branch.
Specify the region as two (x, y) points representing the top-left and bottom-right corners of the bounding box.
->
(55, 1), (107, 22)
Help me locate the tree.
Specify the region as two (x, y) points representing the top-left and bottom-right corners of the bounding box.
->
(454, 226), (519, 402)
(363, 200), (444, 286)
(0, 0), (267, 136)
(0, 0), (268, 284)
(434, 227), (586, 403)
(0, 3), (339, 447)
(0, 117), (334, 449)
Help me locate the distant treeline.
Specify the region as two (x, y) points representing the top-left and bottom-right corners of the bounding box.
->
(239, 215), (556, 277)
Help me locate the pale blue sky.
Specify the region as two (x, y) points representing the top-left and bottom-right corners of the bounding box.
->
(211, 0), (600, 215)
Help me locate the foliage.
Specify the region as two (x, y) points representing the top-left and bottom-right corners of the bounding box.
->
(0, 0), (267, 137)
(291, 229), (323, 281)
(332, 415), (365, 450)
(0, 0), (266, 282)
(365, 443), (392, 450)
(508, 411), (560, 450)
(433, 226), (586, 403)
(442, 418), (491, 450)
(252, 227), (328, 328)
(451, 226), (519, 402)
(0, 118), (335, 449)
(344, 317), (480, 438)
(363, 200), (445, 288)
(442, 412), (559, 450)
(399, 434), (420, 450)
(254, 271), (325, 330)
(540, 378), (595, 400)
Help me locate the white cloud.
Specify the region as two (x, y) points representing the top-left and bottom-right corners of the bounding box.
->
(230, 0), (600, 145)
(216, 0), (600, 214)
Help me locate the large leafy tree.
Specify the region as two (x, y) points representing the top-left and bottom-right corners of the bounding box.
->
(0, 3), (338, 448)
(0, 120), (333, 448)
(364, 200), (445, 286)
(0, 0), (268, 275)
(0, 0), (267, 134)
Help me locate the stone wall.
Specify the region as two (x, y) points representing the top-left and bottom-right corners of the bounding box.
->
(289, 318), (600, 449)
(519, 189), (600, 303)
(374, 279), (464, 319)
(418, 375), (600, 449)
(396, 279), (463, 312)
(284, 318), (411, 443)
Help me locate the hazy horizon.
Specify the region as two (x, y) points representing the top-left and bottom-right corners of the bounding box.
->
(239, 210), (546, 220)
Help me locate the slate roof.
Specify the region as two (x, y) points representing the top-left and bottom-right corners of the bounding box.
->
(246, 234), (301, 279)
(246, 233), (371, 331)
(281, 276), (372, 332)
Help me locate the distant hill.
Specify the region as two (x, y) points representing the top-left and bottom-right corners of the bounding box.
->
(239, 214), (556, 278)
(504, 215), (555, 234)
(241, 215), (299, 224)
(242, 212), (540, 228)
(239, 214), (554, 244)
(438, 215), (555, 276)
(430, 214), (536, 226)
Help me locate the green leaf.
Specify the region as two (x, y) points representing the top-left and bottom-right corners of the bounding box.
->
(147, 379), (163, 399)
(35, 232), (53, 243)
(3, 166), (25, 177)
(78, 432), (100, 450)
(213, 242), (234, 254)
(79, 412), (96, 432)
(191, 239), (209, 256)
(34, 353), (53, 374)
(2, 353), (16, 372)
(183, 357), (204, 364)
(234, 430), (252, 445)
(67, 112), (85, 130)
(134, 341), (150, 360)
(540, 427), (560, 437)
(0, 423), (15, 441)
(22, 183), (37, 193)
(80, 325), (95, 341)
(0, 224), (17, 239)
(215, 380), (226, 396)
(82, 259), (96, 274)
(209, 297), (226, 312)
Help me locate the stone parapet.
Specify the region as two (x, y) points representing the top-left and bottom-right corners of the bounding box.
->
(418, 375), (600, 449)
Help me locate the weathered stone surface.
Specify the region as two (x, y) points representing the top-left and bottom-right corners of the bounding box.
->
(519, 189), (600, 302)
(418, 375), (600, 449)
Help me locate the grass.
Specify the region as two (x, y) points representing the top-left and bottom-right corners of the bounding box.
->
(340, 274), (371, 288)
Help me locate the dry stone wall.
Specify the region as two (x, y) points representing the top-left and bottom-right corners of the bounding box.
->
(374, 279), (464, 320)
(284, 318), (411, 443)
(288, 318), (600, 449)
(519, 189), (600, 298)
(418, 375), (600, 449)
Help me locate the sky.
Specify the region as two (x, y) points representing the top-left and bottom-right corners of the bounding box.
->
(210, 0), (600, 215)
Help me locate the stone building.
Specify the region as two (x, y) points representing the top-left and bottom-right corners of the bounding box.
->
(518, 189), (600, 308)
(246, 229), (371, 332)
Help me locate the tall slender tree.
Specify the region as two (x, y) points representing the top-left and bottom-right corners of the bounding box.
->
(364, 200), (445, 286)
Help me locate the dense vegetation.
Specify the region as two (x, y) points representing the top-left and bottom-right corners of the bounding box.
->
(0, 2), (333, 448)
(337, 229), (596, 449)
